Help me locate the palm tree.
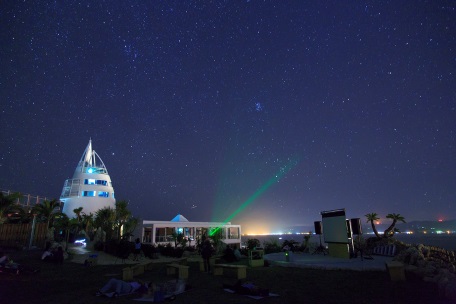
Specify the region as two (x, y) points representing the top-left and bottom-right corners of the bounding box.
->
(365, 213), (381, 239)
(122, 216), (139, 240)
(383, 213), (406, 238)
(114, 200), (131, 240)
(94, 207), (116, 240)
(70, 207), (84, 236)
(0, 192), (21, 224)
(171, 231), (179, 247)
(54, 213), (80, 250)
(5, 204), (30, 223)
(32, 199), (62, 231)
(81, 213), (94, 240)
(73, 207), (84, 223)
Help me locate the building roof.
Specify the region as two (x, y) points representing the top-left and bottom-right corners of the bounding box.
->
(170, 214), (189, 222)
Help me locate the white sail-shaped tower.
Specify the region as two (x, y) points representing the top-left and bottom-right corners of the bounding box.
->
(60, 140), (116, 217)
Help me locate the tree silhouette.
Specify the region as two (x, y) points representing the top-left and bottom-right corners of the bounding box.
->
(383, 213), (406, 238)
(365, 213), (381, 239)
(0, 192), (21, 224)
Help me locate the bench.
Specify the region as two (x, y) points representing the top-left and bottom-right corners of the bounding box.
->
(213, 264), (247, 279)
(166, 263), (189, 279)
(385, 261), (405, 282)
(141, 260), (158, 271)
(195, 256), (222, 272)
(122, 264), (145, 281)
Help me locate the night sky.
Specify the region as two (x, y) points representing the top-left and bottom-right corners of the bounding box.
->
(1, 1), (455, 234)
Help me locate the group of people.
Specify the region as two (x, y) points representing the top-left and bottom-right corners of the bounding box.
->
(95, 278), (188, 300)
(95, 278), (149, 298)
(93, 237), (246, 300)
(0, 251), (21, 274)
(0, 251), (39, 274)
(223, 244), (242, 262)
(200, 237), (242, 272)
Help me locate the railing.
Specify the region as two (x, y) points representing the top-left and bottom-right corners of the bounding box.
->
(1, 189), (55, 207)
(60, 179), (81, 198)
(155, 235), (175, 243)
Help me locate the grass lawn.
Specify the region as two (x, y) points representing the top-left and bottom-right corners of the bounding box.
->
(0, 248), (446, 304)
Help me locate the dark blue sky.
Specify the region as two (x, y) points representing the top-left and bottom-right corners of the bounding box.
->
(1, 1), (455, 233)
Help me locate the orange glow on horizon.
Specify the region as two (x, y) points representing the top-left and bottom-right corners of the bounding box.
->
(243, 232), (271, 236)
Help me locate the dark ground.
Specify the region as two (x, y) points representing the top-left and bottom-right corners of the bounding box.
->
(0, 248), (450, 304)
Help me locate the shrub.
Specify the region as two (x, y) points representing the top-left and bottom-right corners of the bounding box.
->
(281, 239), (299, 252)
(264, 238), (281, 254)
(161, 243), (174, 257)
(174, 247), (184, 258)
(94, 241), (104, 251)
(142, 244), (157, 258)
(246, 238), (261, 250)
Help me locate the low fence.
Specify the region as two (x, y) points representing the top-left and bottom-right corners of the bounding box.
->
(1, 189), (54, 208)
(0, 222), (47, 249)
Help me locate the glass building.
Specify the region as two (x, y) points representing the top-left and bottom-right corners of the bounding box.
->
(142, 214), (242, 248)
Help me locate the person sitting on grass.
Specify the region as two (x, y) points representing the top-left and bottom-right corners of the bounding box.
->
(0, 251), (38, 274)
(0, 251), (10, 266)
(136, 279), (189, 301)
(0, 251), (19, 272)
(225, 280), (270, 297)
(41, 246), (64, 264)
(95, 278), (149, 298)
(41, 248), (54, 262)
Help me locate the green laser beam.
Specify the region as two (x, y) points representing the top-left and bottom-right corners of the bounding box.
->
(210, 158), (299, 236)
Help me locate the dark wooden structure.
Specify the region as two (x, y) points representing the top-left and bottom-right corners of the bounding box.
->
(0, 222), (47, 249)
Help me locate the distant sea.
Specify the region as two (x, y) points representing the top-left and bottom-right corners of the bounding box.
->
(243, 234), (456, 251)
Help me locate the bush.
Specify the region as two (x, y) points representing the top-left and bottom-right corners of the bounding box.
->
(94, 241), (104, 251)
(282, 239), (299, 252)
(142, 244), (157, 258)
(174, 247), (184, 258)
(246, 238), (261, 250)
(264, 238), (281, 254)
(185, 246), (196, 252)
(160, 243), (175, 257)
(240, 248), (249, 256)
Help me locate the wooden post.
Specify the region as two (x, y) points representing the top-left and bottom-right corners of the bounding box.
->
(28, 214), (37, 249)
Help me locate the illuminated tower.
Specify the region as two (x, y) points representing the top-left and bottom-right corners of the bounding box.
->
(60, 140), (116, 217)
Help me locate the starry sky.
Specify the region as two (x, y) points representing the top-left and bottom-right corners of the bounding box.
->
(1, 1), (455, 234)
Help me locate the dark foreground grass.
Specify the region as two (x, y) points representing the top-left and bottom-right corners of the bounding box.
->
(0, 249), (447, 304)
